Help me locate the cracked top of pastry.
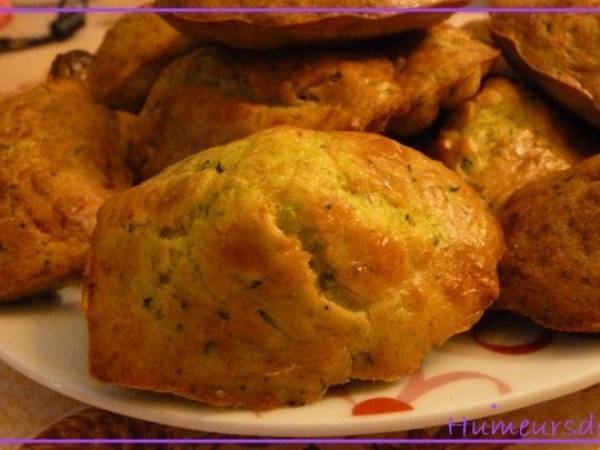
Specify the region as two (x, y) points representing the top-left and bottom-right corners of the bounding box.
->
(133, 24), (497, 180)
(155, 0), (468, 49)
(85, 126), (502, 410)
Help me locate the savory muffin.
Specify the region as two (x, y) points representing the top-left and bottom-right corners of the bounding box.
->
(134, 24), (497, 180)
(88, 12), (195, 112)
(435, 77), (593, 213)
(85, 126), (503, 410)
(156, 0), (468, 50)
(0, 79), (132, 302)
(490, 0), (600, 128)
(499, 154), (600, 332)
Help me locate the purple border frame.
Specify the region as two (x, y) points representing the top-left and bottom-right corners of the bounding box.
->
(1, 6), (600, 13)
(2, 2), (600, 447)
(4, 439), (600, 445)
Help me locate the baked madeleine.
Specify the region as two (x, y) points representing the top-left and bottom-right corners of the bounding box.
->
(133, 24), (497, 179)
(156, 0), (468, 50)
(85, 127), (503, 410)
(435, 77), (594, 213)
(499, 154), (600, 332)
(0, 79), (131, 302)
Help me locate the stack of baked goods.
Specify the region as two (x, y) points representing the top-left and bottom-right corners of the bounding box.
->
(0, 0), (598, 411)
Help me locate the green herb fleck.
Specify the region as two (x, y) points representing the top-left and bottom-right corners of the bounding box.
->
(198, 159), (211, 171)
(461, 158), (474, 173)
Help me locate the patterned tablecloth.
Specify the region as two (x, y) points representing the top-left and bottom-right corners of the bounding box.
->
(1, 3), (599, 449)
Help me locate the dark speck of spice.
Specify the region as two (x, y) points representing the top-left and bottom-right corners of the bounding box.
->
(176, 323), (184, 332)
(325, 203), (333, 210)
(217, 308), (230, 320)
(259, 310), (279, 329)
(449, 185), (461, 193)
(198, 159), (211, 171)
(0, 243), (6, 252)
(174, 294), (187, 310)
(461, 158), (474, 173)
(286, 400), (305, 407)
(203, 341), (217, 355)
(159, 224), (186, 239)
(324, 304), (330, 311)
(354, 352), (375, 365)
(248, 279), (263, 289)
(159, 273), (171, 284)
(329, 70), (342, 82)
(216, 162), (225, 173)
(142, 297), (154, 309)
(318, 271), (336, 290)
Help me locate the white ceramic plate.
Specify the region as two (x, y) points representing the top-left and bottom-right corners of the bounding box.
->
(0, 286), (599, 437)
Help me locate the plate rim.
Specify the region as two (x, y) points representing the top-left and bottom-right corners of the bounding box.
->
(1, 296), (600, 437)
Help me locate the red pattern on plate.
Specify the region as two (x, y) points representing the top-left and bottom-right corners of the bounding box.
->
(472, 311), (553, 355)
(349, 312), (555, 416)
(351, 369), (511, 416)
(352, 397), (413, 416)
(397, 369), (511, 405)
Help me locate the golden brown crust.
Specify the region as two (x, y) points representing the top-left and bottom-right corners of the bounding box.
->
(490, 0), (600, 128)
(0, 80), (132, 302)
(385, 24), (497, 136)
(156, 0), (468, 50)
(460, 19), (515, 77)
(88, 13), (195, 112)
(85, 126), (503, 410)
(435, 77), (595, 213)
(499, 154), (600, 332)
(134, 24), (497, 180)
